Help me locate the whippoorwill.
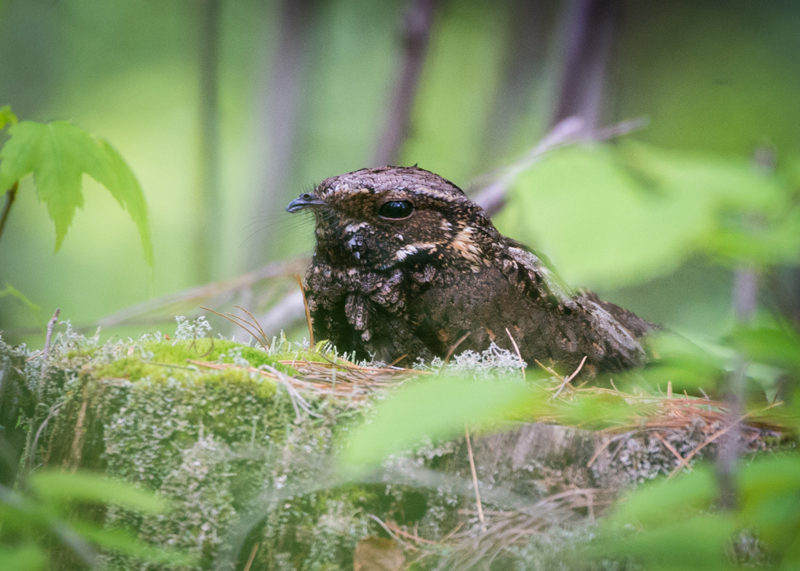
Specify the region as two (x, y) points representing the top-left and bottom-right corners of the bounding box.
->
(287, 166), (653, 373)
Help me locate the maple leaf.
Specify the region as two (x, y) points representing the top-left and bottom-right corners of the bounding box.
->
(0, 120), (153, 267)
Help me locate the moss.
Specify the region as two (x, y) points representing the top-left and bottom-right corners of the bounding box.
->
(93, 338), (287, 382)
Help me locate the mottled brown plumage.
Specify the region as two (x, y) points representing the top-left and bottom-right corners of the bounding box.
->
(287, 166), (652, 372)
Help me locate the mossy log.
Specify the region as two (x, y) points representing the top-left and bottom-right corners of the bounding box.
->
(0, 333), (776, 570)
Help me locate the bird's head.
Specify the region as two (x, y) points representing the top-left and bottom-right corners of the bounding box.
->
(286, 166), (498, 271)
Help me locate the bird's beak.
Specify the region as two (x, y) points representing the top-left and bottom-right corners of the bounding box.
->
(286, 193), (325, 213)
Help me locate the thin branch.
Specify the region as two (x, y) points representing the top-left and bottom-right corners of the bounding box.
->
(0, 181), (18, 243)
(366, 514), (417, 550)
(372, 0), (437, 166)
(716, 148), (768, 508)
(471, 116), (647, 216)
(552, 355), (587, 398)
(716, 267), (757, 508)
(550, 0), (619, 131)
(96, 258), (306, 329)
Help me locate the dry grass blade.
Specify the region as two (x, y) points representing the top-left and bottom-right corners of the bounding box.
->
(294, 274), (314, 345)
(233, 304), (270, 346)
(653, 431), (688, 467)
(464, 425), (486, 533)
(504, 327), (526, 381)
(366, 514), (419, 550)
(667, 412), (750, 478)
(188, 353), (419, 401)
(444, 332), (471, 363)
(201, 305), (270, 350)
(443, 487), (613, 568)
(243, 542), (259, 571)
(552, 355), (588, 398)
(280, 353), (423, 389)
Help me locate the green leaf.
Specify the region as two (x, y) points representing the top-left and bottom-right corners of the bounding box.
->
(638, 331), (731, 391)
(594, 466), (737, 569)
(738, 455), (800, 555)
(0, 105), (18, 131)
(0, 543), (47, 571)
(338, 375), (544, 477)
(0, 120), (153, 266)
(497, 142), (791, 288)
(731, 321), (800, 372)
(72, 522), (196, 566)
(598, 515), (737, 571)
(28, 470), (167, 514)
(606, 465), (718, 529)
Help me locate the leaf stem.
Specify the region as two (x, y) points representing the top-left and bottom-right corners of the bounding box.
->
(0, 180), (19, 243)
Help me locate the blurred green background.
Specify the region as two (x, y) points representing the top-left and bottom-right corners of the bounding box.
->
(1, 0), (798, 345)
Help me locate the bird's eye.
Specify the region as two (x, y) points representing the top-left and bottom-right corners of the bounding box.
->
(378, 200), (414, 220)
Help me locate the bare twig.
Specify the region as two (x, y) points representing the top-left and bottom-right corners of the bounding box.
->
(367, 514), (418, 550)
(716, 149), (765, 508)
(96, 258), (306, 329)
(716, 267), (757, 507)
(552, 355), (587, 398)
(464, 425), (486, 532)
(0, 181), (18, 244)
(375, 517), (441, 546)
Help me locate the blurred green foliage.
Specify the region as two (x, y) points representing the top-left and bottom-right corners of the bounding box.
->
(591, 456), (800, 569)
(339, 375), (540, 477)
(498, 142), (799, 289)
(0, 469), (194, 569)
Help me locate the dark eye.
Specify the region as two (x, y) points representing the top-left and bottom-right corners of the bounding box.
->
(378, 200), (414, 220)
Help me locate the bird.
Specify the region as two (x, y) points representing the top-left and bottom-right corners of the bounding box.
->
(286, 165), (653, 374)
